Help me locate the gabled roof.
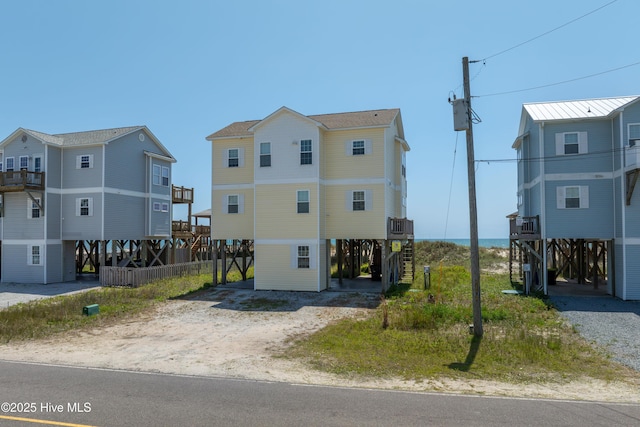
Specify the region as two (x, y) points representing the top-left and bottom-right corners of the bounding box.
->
(523, 96), (640, 122)
(206, 107), (403, 140)
(1, 126), (175, 161)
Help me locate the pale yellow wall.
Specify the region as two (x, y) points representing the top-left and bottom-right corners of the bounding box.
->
(211, 137), (254, 185)
(324, 183), (387, 239)
(254, 243), (319, 291)
(211, 188), (254, 239)
(255, 183), (319, 239)
(322, 128), (385, 180)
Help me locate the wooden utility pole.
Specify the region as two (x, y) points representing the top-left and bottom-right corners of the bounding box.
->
(462, 56), (483, 337)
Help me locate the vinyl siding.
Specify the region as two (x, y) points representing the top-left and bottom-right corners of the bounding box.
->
(212, 137), (254, 185)
(255, 184), (318, 240)
(62, 146), (103, 189)
(46, 193), (61, 240)
(253, 112), (320, 182)
(3, 193), (44, 239)
(322, 128), (384, 181)
(46, 243), (63, 283)
(61, 193), (103, 240)
(544, 179), (613, 238)
(103, 193), (146, 240)
(614, 176), (623, 237)
(211, 188), (254, 239)
(104, 130), (167, 192)
(2, 244), (44, 283)
(149, 198), (171, 236)
(624, 244), (640, 300)
(254, 243), (319, 291)
(325, 184), (386, 239)
(46, 146), (62, 189)
(615, 243), (624, 297)
(544, 122), (613, 174)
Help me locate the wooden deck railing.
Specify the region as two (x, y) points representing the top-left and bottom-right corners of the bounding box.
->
(172, 185), (194, 204)
(100, 260), (213, 287)
(0, 171), (45, 192)
(509, 215), (539, 237)
(387, 217), (414, 239)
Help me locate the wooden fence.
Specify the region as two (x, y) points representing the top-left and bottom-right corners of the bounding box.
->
(100, 260), (213, 287)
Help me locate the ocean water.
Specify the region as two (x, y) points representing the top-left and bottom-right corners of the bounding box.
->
(418, 238), (510, 248)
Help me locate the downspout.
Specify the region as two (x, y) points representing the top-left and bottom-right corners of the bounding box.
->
(619, 112), (626, 300)
(539, 122), (548, 294)
(101, 145), (106, 241)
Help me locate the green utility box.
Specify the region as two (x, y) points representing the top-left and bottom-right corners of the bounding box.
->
(83, 304), (99, 316)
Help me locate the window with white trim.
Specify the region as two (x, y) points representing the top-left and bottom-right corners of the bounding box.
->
(557, 186), (589, 209)
(76, 197), (93, 216)
(297, 245), (310, 269)
(352, 190), (365, 211)
(6, 157), (14, 172)
(0, 153), (4, 172)
(300, 139), (312, 165)
(19, 156), (29, 170)
(227, 194), (239, 213)
(297, 190), (309, 213)
(28, 198), (41, 219)
(629, 124), (640, 147)
(228, 149), (239, 167)
(33, 156), (42, 173)
(28, 245), (42, 266)
(76, 154), (93, 169)
(161, 202), (169, 212)
(161, 166), (169, 186)
(555, 132), (587, 155)
(347, 190), (372, 211)
(152, 165), (169, 186)
(260, 142), (271, 167)
(352, 140), (365, 155)
(153, 202), (161, 211)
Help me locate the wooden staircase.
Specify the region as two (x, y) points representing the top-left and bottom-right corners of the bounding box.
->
(401, 240), (415, 283)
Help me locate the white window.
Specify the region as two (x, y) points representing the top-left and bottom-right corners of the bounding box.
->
(297, 245), (310, 269)
(555, 132), (587, 155)
(0, 153), (3, 172)
(28, 245), (42, 266)
(161, 202), (169, 212)
(228, 149), (239, 167)
(6, 157), (14, 172)
(27, 198), (41, 219)
(153, 202), (161, 212)
(297, 190), (309, 213)
(19, 156), (29, 170)
(152, 165), (169, 186)
(33, 156), (42, 173)
(352, 140), (365, 155)
(224, 148), (244, 168)
(629, 124), (640, 147)
(300, 139), (312, 165)
(352, 190), (365, 211)
(260, 142), (271, 167)
(224, 194), (244, 214)
(346, 190), (372, 211)
(76, 154), (93, 169)
(517, 192), (523, 207)
(557, 186), (589, 209)
(162, 166), (169, 186)
(76, 198), (93, 216)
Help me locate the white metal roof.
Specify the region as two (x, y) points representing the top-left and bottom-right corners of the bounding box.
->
(523, 96), (640, 121)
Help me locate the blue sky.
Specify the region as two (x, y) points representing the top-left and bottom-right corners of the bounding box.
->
(1, 0), (638, 238)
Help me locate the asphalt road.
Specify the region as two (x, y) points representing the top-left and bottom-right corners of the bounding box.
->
(1, 360), (639, 427)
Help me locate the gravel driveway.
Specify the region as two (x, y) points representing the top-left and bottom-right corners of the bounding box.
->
(550, 296), (640, 371)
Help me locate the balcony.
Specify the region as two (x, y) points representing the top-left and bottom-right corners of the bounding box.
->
(387, 217), (414, 240)
(172, 185), (194, 204)
(172, 220), (211, 239)
(509, 215), (540, 240)
(0, 171), (45, 193)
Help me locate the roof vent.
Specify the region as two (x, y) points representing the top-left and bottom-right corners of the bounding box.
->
(139, 133), (145, 142)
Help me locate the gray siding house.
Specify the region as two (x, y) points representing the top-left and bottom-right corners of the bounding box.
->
(0, 126), (175, 284)
(512, 95), (640, 300)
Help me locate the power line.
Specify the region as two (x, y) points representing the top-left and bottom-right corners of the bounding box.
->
(476, 144), (633, 164)
(481, 0), (619, 62)
(443, 132), (459, 240)
(475, 60), (640, 98)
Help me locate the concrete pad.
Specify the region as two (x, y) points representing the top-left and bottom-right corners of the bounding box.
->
(0, 280), (101, 309)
